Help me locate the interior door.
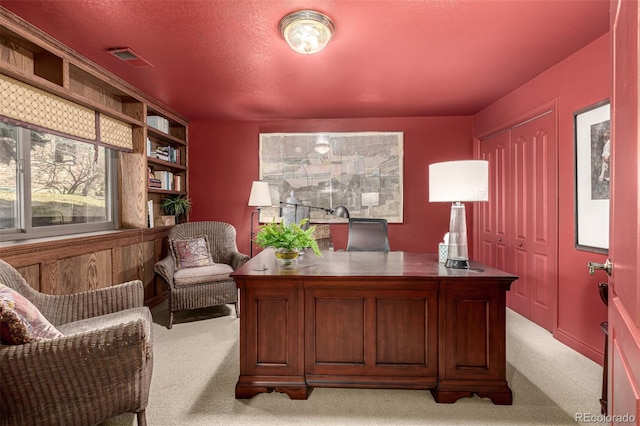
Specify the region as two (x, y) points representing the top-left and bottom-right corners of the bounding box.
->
(479, 130), (511, 289)
(608, 0), (640, 420)
(478, 111), (557, 332)
(510, 114), (557, 332)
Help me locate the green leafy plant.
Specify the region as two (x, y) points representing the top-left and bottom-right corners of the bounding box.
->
(254, 219), (322, 257)
(161, 195), (192, 220)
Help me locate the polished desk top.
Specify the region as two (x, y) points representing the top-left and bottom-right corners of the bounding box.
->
(232, 248), (517, 281)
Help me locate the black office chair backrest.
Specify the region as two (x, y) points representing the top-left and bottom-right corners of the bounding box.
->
(346, 218), (390, 252)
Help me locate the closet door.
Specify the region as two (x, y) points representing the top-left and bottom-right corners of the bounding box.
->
(479, 130), (512, 279)
(478, 110), (557, 332)
(509, 112), (557, 331)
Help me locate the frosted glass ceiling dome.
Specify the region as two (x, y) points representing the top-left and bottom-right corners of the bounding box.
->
(280, 10), (335, 55)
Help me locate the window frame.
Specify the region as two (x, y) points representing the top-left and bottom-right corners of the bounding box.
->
(0, 124), (119, 241)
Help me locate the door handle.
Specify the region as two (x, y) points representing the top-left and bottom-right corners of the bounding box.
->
(588, 259), (612, 276)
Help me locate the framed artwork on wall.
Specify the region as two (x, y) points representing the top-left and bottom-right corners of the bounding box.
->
(258, 132), (404, 223)
(574, 99), (610, 253)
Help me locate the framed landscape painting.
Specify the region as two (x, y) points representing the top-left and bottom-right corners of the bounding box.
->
(574, 100), (610, 253)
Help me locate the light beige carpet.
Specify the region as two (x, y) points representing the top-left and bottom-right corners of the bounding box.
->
(103, 304), (605, 425)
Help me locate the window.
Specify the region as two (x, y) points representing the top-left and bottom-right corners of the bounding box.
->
(0, 122), (117, 240)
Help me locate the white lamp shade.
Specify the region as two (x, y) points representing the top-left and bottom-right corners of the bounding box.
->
(429, 160), (489, 202)
(248, 181), (272, 207)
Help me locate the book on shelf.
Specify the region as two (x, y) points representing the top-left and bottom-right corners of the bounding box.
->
(149, 178), (162, 189)
(147, 116), (170, 133)
(153, 170), (175, 191)
(147, 200), (154, 228)
(151, 145), (180, 164)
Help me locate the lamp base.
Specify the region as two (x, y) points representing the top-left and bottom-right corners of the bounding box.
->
(445, 258), (470, 269)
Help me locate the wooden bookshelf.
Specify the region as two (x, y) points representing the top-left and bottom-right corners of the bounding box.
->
(1, 7), (189, 229)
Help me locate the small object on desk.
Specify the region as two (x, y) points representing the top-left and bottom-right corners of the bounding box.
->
(438, 232), (449, 263)
(438, 243), (448, 263)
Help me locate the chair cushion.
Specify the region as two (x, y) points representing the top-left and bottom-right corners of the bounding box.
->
(173, 264), (234, 286)
(0, 284), (62, 344)
(170, 235), (214, 269)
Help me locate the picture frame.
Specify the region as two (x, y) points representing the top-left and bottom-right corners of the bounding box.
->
(258, 132), (404, 223)
(574, 100), (610, 253)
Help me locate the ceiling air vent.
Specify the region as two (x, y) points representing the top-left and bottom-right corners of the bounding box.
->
(108, 48), (153, 67)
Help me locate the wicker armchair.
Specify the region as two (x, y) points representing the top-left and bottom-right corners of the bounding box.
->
(0, 259), (153, 426)
(154, 221), (249, 329)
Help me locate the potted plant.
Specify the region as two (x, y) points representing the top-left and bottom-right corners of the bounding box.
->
(254, 219), (322, 264)
(161, 195), (192, 224)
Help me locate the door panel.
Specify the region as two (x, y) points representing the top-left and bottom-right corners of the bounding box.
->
(609, 0), (640, 419)
(479, 131), (511, 302)
(477, 110), (557, 332)
(529, 117), (555, 329)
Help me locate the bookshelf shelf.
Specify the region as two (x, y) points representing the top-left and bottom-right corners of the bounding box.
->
(147, 157), (187, 170)
(148, 188), (186, 195)
(145, 110), (189, 225)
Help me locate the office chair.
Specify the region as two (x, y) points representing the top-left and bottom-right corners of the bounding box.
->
(346, 218), (390, 252)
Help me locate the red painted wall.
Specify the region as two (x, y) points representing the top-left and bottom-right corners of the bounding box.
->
(188, 34), (609, 365)
(188, 117), (473, 256)
(475, 34), (610, 364)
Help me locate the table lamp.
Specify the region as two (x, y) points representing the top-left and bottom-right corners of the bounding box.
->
(248, 181), (272, 257)
(429, 160), (489, 269)
(361, 192), (379, 217)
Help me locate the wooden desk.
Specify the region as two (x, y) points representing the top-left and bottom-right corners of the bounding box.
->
(231, 250), (517, 404)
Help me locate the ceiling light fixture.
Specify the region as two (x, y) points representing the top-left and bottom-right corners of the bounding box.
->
(280, 10), (335, 55)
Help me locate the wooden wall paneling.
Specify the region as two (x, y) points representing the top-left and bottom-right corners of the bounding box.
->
(0, 228), (170, 304)
(141, 240), (158, 301)
(119, 127), (147, 228)
(0, 230), (141, 267)
(122, 100), (145, 123)
(56, 251), (113, 294)
(150, 233), (169, 302)
(112, 242), (143, 284)
(69, 65), (123, 111)
(39, 261), (57, 295)
(34, 48), (63, 86)
(1, 37), (34, 72)
(144, 226), (171, 304)
(15, 264), (40, 291)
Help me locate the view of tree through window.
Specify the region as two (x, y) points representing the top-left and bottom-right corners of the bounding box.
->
(0, 123), (18, 229)
(0, 122), (113, 236)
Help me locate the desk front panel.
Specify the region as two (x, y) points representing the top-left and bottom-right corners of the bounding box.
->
(304, 283), (438, 388)
(233, 251), (516, 402)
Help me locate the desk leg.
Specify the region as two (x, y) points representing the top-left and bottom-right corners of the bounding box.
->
(235, 284), (306, 400)
(436, 281), (513, 405)
(431, 385), (512, 405)
(235, 376), (309, 400)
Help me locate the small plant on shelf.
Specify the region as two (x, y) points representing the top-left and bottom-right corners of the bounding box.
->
(254, 219), (322, 258)
(161, 195), (191, 223)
